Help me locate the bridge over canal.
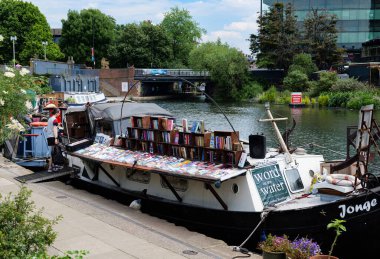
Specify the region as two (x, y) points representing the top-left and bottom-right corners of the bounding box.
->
(134, 68), (211, 97)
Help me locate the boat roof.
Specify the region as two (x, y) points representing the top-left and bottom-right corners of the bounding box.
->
(65, 102), (173, 120)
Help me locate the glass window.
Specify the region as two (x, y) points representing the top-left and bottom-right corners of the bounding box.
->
(283, 169), (304, 193)
(292, 0), (310, 10)
(360, 0), (371, 9)
(326, 0), (342, 9)
(310, 0), (326, 9)
(343, 0), (359, 9)
(339, 21), (359, 32)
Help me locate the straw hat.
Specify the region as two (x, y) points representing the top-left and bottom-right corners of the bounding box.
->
(44, 103), (57, 109)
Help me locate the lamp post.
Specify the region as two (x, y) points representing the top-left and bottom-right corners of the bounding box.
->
(10, 36), (17, 67)
(42, 41), (48, 60)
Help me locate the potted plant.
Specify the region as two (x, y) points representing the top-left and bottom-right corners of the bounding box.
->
(288, 237), (321, 259)
(310, 219), (346, 259)
(258, 234), (290, 259)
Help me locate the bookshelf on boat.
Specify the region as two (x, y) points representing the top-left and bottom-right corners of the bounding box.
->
(124, 115), (243, 166)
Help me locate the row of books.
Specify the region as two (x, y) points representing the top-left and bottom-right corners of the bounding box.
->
(211, 135), (233, 150)
(141, 130), (155, 141)
(75, 143), (238, 178)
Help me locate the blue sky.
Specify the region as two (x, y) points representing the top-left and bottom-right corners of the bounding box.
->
(29, 0), (264, 55)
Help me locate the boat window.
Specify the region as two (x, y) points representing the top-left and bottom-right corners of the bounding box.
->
(160, 175), (188, 192)
(232, 183), (239, 194)
(283, 168), (304, 193)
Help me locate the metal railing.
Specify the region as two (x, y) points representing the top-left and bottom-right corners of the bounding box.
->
(134, 68), (209, 77)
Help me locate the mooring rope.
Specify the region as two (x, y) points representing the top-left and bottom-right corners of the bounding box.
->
(232, 208), (273, 255)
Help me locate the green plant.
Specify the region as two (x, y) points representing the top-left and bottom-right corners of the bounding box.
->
(259, 85), (277, 103)
(258, 234), (291, 253)
(331, 77), (368, 92)
(318, 95), (329, 107)
(0, 186), (61, 258)
(283, 70), (309, 92)
(327, 219), (346, 257)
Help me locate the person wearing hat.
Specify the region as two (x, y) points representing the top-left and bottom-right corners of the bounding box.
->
(46, 108), (62, 172)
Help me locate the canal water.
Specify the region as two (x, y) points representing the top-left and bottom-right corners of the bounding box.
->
(154, 99), (380, 165)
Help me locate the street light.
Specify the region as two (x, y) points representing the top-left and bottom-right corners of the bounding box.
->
(10, 36), (17, 68)
(42, 41), (48, 60)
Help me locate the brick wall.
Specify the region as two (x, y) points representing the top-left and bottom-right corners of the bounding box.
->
(99, 67), (140, 97)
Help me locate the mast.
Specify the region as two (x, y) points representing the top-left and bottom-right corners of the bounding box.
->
(259, 103), (292, 163)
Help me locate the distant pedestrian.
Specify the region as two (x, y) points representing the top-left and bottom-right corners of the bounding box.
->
(46, 108), (62, 172)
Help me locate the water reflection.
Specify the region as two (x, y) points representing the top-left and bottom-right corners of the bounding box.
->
(154, 99), (380, 164)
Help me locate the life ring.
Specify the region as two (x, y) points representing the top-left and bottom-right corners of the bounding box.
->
(30, 122), (48, 127)
(326, 174), (360, 187)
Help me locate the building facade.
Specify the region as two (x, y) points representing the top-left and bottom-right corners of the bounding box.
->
(263, 0), (380, 50)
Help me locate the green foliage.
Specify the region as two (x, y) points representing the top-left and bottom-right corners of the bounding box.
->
(0, 0), (63, 64)
(318, 95), (329, 107)
(258, 234), (291, 253)
(309, 71), (338, 96)
(288, 53), (318, 77)
(331, 77), (369, 92)
(189, 41), (250, 101)
(237, 81), (263, 101)
(161, 6), (206, 67)
(0, 67), (49, 143)
(51, 250), (89, 259)
(283, 70), (309, 92)
(303, 9), (342, 70)
(108, 22), (171, 68)
(327, 91), (351, 107)
(327, 219), (346, 256)
(258, 86), (278, 103)
(0, 186), (61, 258)
(303, 95), (310, 105)
(346, 91), (380, 109)
(250, 3), (300, 71)
(60, 9), (116, 67)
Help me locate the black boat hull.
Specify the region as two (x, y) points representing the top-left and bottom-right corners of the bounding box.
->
(72, 177), (380, 259)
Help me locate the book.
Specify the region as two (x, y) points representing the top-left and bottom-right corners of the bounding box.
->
(238, 152), (247, 168)
(191, 121), (199, 133)
(182, 119), (188, 132)
(209, 133), (215, 148)
(199, 120), (205, 134)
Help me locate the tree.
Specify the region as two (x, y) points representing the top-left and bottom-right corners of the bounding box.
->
(189, 40), (250, 101)
(60, 9), (116, 67)
(108, 21), (171, 68)
(0, 0), (63, 64)
(303, 9), (342, 70)
(250, 3), (299, 71)
(288, 53), (318, 77)
(161, 6), (206, 67)
(0, 67), (50, 144)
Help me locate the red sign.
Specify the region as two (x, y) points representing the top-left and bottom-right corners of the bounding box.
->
(291, 92), (302, 104)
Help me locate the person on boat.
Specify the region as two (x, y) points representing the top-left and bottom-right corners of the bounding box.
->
(46, 108), (62, 172)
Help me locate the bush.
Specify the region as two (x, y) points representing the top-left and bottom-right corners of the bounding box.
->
(259, 85), (277, 103)
(238, 81), (264, 100)
(331, 78), (369, 92)
(303, 95), (311, 105)
(283, 70), (309, 92)
(346, 92), (380, 109)
(309, 71), (338, 97)
(327, 92), (352, 107)
(318, 95), (329, 106)
(0, 186), (61, 258)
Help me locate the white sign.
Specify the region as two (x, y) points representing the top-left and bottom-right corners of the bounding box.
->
(121, 82), (129, 92)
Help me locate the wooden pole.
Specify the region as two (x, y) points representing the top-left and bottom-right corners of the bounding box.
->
(264, 104), (292, 163)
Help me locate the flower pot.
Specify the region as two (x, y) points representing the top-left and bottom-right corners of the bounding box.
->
(262, 251), (287, 259)
(310, 255), (339, 259)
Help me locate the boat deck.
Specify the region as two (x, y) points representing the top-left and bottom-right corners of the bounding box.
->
(72, 143), (247, 183)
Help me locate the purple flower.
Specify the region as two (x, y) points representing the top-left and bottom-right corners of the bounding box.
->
(290, 237), (321, 258)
